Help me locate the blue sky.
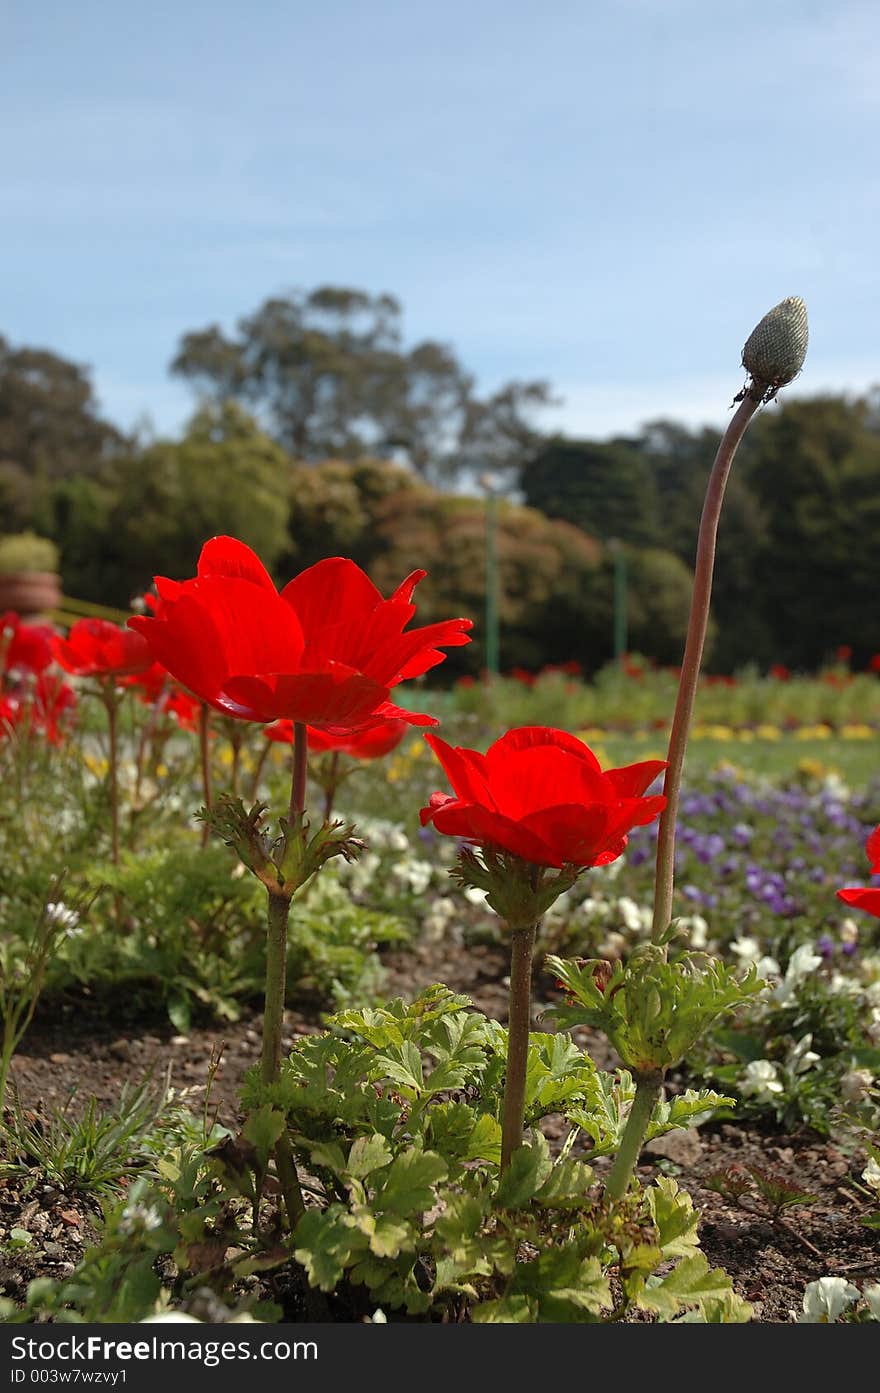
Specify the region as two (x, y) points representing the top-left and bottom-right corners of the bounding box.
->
(4, 0), (878, 442)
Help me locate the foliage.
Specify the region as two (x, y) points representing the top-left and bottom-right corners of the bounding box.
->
(170, 285), (553, 482)
(238, 986), (744, 1322)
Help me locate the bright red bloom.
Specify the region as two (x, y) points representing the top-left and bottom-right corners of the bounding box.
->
(0, 673), (76, 744)
(836, 645), (852, 662)
(52, 618), (153, 680)
(769, 663), (790, 681)
(837, 825), (880, 918)
(1, 612), (54, 676)
(128, 537), (472, 733)
(120, 661), (170, 704)
(265, 717), (408, 759)
(869, 654), (880, 674)
(420, 726), (667, 870)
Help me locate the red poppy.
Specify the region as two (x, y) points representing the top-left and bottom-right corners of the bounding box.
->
(265, 717), (408, 759)
(1, 612), (54, 676)
(837, 825), (880, 918)
(769, 663), (790, 681)
(869, 655), (880, 674)
(836, 645), (852, 662)
(420, 726), (667, 870)
(52, 618), (153, 680)
(509, 666), (536, 687)
(128, 536), (472, 733)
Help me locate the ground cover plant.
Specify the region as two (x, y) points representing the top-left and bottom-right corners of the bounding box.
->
(1, 296), (879, 1326)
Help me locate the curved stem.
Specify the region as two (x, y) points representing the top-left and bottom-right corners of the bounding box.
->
(500, 924), (537, 1170)
(651, 396), (759, 943)
(604, 1070), (664, 1204)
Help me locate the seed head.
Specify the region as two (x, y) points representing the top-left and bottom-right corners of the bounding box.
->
(740, 296), (809, 403)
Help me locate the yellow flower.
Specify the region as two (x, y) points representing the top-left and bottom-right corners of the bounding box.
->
(83, 754), (109, 778)
(755, 724), (782, 741)
(841, 724), (875, 740)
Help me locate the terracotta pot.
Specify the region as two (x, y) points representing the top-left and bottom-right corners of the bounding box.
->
(0, 571), (62, 619)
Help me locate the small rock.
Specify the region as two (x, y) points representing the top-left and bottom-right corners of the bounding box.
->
(49, 1052), (70, 1065)
(109, 1039), (132, 1061)
(171, 1035), (190, 1047)
(644, 1129), (703, 1165)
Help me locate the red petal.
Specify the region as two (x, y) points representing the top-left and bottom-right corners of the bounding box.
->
(605, 759), (668, 798)
(281, 558), (383, 641)
(865, 825), (880, 872)
(424, 733), (498, 807)
(197, 536), (278, 590)
(837, 886), (880, 917)
(485, 727), (603, 771)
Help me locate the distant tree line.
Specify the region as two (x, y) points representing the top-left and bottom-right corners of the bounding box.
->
(2, 291), (879, 674)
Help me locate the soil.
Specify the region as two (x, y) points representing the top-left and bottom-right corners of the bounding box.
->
(1, 938), (877, 1324)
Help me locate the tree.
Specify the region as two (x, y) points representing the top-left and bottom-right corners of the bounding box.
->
(0, 336), (126, 531)
(171, 286), (553, 483)
(53, 404), (291, 605)
(519, 436), (660, 548)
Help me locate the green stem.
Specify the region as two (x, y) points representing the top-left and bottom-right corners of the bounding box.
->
(290, 721), (308, 824)
(199, 703), (212, 847)
(105, 687), (120, 866)
(500, 924), (537, 1170)
(248, 739), (272, 803)
(604, 1070), (664, 1203)
(651, 395), (759, 943)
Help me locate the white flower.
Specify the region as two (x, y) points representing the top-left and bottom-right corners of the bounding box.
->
(739, 1059), (784, 1101)
(756, 955), (781, 979)
(683, 914), (709, 950)
(731, 936), (762, 963)
(800, 1277), (860, 1322)
(46, 901), (80, 932)
(615, 897), (645, 933)
(863, 1284), (880, 1320)
(787, 1033), (820, 1074)
(861, 1157), (880, 1192)
(120, 1201), (164, 1235)
(840, 1068), (874, 1104)
(774, 944), (822, 1004)
(463, 885), (489, 908)
(840, 918), (860, 948)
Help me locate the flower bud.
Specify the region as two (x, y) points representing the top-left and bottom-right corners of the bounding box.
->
(741, 296), (809, 402)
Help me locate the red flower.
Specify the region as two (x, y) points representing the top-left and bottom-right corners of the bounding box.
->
(836, 645), (852, 662)
(837, 825), (880, 918)
(869, 654), (880, 674)
(420, 726), (667, 870)
(265, 718), (408, 759)
(0, 673), (76, 744)
(1, 612), (54, 676)
(509, 666), (536, 687)
(52, 618), (153, 680)
(769, 663), (790, 681)
(120, 661), (170, 704)
(129, 537), (472, 733)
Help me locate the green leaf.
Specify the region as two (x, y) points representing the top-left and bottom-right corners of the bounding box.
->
(347, 1133), (393, 1180)
(495, 1134), (553, 1209)
(635, 1254), (736, 1318)
(472, 1293), (536, 1322)
(374, 1149), (447, 1215)
(166, 992), (192, 1035)
(242, 1106), (286, 1166)
(293, 1207), (358, 1291)
(645, 1176), (701, 1257)
(533, 1156), (595, 1208)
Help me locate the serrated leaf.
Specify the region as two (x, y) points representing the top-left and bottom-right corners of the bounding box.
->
(293, 1207), (358, 1291)
(373, 1148), (447, 1214)
(645, 1176), (701, 1256)
(495, 1134), (554, 1208)
(347, 1133), (393, 1179)
(472, 1293), (536, 1322)
(242, 1105), (286, 1166)
(636, 1254), (735, 1317)
(533, 1156), (595, 1208)
(374, 1041), (424, 1092)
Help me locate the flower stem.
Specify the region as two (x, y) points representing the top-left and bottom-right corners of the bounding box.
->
(105, 686), (120, 866)
(500, 923), (537, 1170)
(651, 395), (759, 943)
(199, 703), (212, 847)
(604, 1070), (664, 1203)
(290, 721), (308, 824)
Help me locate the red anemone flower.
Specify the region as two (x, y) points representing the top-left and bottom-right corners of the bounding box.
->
(128, 536), (472, 733)
(837, 825), (880, 918)
(420, 726), (667, 870)
(1, 612), (54, 676)
(52, 618), (153, 680)
(265, 717), (408, 759)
